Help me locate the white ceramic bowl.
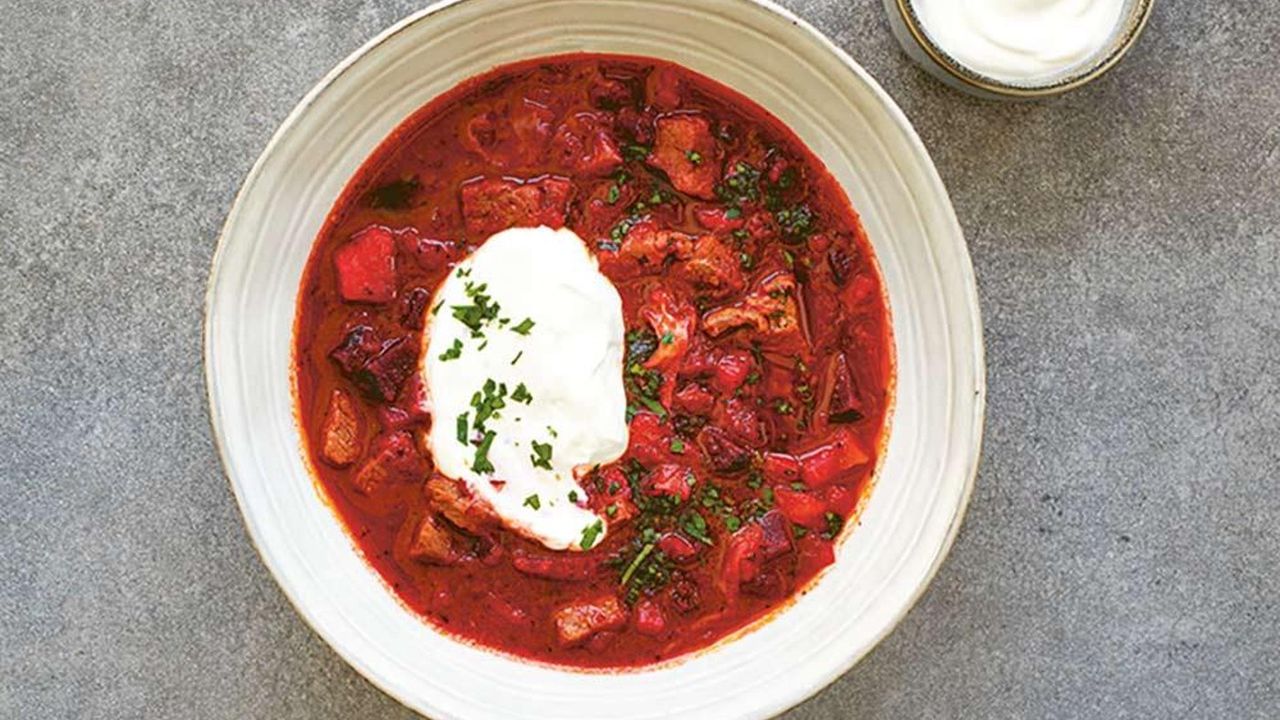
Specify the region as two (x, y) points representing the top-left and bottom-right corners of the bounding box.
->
(205, 0), (986, 717)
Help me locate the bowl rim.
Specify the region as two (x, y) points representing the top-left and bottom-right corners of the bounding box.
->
(890, 0), (1155, 98)
(203, 0), (987, 716)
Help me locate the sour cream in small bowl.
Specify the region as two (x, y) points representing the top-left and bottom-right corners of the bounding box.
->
(885, 0), (1154, 99)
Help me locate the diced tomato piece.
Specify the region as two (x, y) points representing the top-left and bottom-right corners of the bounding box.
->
(762, 452), (801, 486)
(772, 486), (827, 529)
(634, 599), (667, 636)
(824, 484), (859, 516)
(656, 532), (700, 563)
(647, 114), (721, 199)
(352, 432), (426, 495)
(589, 467), (638, 523)
(799, 428), (869, 487)
(553, 595), (627, 646)
(512, 551), (601, 581)
(320, 388), (361, 468)
(459, 176), (574, 237)
(550, 113), (624, 177)
(709, 350), (753, 393)
(694, 206), (746, 232)
(333, 226), (397, 304)
(644, 464), (693, 502)
(794, 534), (836, 580)
(628, 411), (674, 466)
(695, 426), (752, 475)
(673, 383), (716, 416)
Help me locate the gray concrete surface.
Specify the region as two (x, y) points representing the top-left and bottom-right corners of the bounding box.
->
(2, 0), (1277, 717)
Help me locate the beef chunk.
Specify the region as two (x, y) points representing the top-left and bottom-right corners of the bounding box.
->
(354, 336), (418, 402)
(549, 113), (624, 177)
(406, 514), (458, 565)
(423, 475), (497, 534)
(702, 272), (806, 353)
(512, 551), (601, 581)
(320, 388), (361, 467)
(553, 595), (627, 646)
(352, 432), (426, 495)
(680, 234), (745, 298)
(460, 176), (574, 237)
(647, 114), (721, 199)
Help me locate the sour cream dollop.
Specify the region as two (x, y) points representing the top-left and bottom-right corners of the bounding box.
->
(912, 0), (1129, 85)
(421, 226), (628, 551)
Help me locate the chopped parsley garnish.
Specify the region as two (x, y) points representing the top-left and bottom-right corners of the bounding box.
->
(606, 503), (619, 518)
(568, 490), (579, 503)
(580, 520), (604, 550)
(776, 399), (794, 415)
(716, 161), (761, 206)
(623, 144), (651, 161)
(523, 494), (541, 510)
(669, 438), (685, 454)
(547, 425), (558, 438)
(724, 206), (742, 220)
(619, 542), (655, 586)
(686, 150), (703, 165)
(738, 252), (755, 271)
(511, 350), (523, 365)
(606, 185), (621, 204)
(782, 248), (796, 268)
(530, 440), (553, 470)
(472, 430), (496, 474)
(822, 511), (844, 540)
(470, 379), (508, 430)
(438, 338), (463, 361)
(681, 511), (713, 545)
(431, 299), (444, 316)
(723, 515), (742, 532)
(775, 204), (817, 242)
(512, 317), (535, 335)
(451, 281), (501, 337)
(660, 330), (674, 345)
(455, 413), (469, 444)
(511, 383), (533, 404)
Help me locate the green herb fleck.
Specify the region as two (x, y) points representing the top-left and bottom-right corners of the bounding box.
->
(580, 520), (604, 550)
(682, 511), (713, 545)
(686, 150), (703, 165)
(512, 383), (533, 404)
(523, 494), (541, 510)
(472, 430), (496, 474)
(530, 440), (553, 470)
(455, 413), (469, 444)
(512, 317), (535, 335)
(669, 438), (686, 454)
(438, 338), (463, 361)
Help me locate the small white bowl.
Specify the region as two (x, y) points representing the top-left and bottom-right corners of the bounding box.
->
(884, 0), (1155, 100)
(205, 0), (986, 717)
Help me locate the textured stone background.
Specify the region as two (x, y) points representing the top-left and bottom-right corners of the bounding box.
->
(2, 1), (1277, 717)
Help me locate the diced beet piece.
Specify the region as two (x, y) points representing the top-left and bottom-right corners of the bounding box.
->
(329, 325), (381, 375)
(554, 595), (627, 646)
(795, 534), (836, 579)
(668, 575), (701, 614)
(657, 533), (700, 563)
(406, 514), (457, 565)
(709, 350), (754, 393)
(799, 428), (869, 487)
(643, 464), (694, 502)
(513, 552), (601, 581)
(399, 287), (432, 330)
(773, 486), (827, 529)
(826, 352), (866, 423)
(399, 232), (461, 273)
(718, 397), (768, 448)
(634, 599), (667, 636)
(589, 76), (634, 109)
(673, 383), (716, 416)
(757, 510), (793, 560)
(459, 176), (574, 237)
(824, 484), (859, 516)
(353, 336), (418, 402)
(695, 426), (752, 475)
(352, 432), (426, 495)
(549, 113), (624, 177)
(827, 245), (855, 287)
(320, 388), (361, 468)
(647, 114), (721, 199)
(645, 66), (684, 111)
(334, 226), (397, 304)
(719, 523), (765, 604)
